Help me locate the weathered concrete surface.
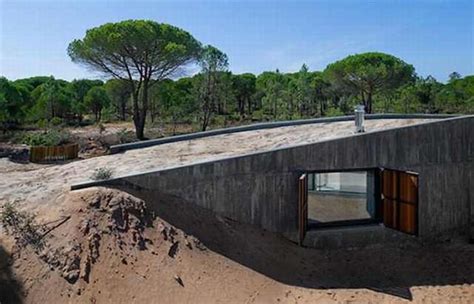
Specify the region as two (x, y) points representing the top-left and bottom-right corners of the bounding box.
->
(73, 116), (474, 243)
(110, 114), (457, 153)
(303, 224), (417, 249)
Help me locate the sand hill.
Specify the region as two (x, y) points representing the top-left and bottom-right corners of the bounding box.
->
(1, 188), (473, 303)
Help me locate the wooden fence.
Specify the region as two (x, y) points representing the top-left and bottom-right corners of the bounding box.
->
(29, 143), (79, 163)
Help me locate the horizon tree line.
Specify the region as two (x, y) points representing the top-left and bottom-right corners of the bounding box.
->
(1, 20), (473, 138)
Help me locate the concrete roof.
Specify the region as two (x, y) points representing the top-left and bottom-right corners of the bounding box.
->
(67, 117), (442, 189)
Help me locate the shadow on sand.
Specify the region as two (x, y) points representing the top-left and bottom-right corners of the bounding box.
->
(0, 244), (24, 304)
(122, 188), (474, 300)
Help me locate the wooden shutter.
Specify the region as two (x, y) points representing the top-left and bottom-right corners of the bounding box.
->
(381, 169), (418, 235)
(298, 173), (308, 245)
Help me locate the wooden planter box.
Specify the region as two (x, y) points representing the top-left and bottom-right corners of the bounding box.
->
(29, 143), (79, 163)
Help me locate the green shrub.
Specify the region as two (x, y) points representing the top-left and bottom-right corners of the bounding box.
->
(91, 167), (113, 180)
(22, 130), (71, 147)
(251, 110), (266, 121)
(50, 117), (63, 126)
(7, 131), (27, 144)
(227, 112), (241, 122)
(1, 201), (45, 249)
(100, 106), (116, 123)
(325, 107), (345, 117)
(37, 119), (48, 129)
(211, 115), (226, 127)
(117, 128), (134, 144)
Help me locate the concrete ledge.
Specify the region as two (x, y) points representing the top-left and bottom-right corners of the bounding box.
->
(110, 114), (457, 154)
(71, 178), (124, 191)
(303, 224), (417, 249)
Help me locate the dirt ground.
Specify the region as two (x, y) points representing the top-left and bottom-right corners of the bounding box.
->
(1, 118), (473, 303)
(1, 188), (473, 304)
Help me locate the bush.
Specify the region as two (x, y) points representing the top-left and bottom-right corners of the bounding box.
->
(7, 131), (27, 144)
(1, 201), (45, 249)
(211, 115), (226, 127)
(251, 109), (267, 121)
(37, 118), (48, 129)
(91, 167), (113, 180)
(227, 112), (241, 122)
(100, 105), (116, 123)
(50, 117), (63, 126)
(325, 106), (345, 117)
(22, 130), (71, 147)
(117, 128), (135, 144)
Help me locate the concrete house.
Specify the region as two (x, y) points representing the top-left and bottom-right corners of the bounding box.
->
(73, 114), (474, 248)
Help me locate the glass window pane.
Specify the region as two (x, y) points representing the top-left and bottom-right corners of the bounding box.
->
(308, 171), (371, 224)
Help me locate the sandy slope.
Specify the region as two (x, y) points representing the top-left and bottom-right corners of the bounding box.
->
(1, 188), (473, 304)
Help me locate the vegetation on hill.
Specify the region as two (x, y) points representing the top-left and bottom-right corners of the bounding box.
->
(0, 20), (472, 139)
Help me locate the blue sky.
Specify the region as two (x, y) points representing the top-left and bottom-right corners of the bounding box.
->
(1, 0), (472, 82)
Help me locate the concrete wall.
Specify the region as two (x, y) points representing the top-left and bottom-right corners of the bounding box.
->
(73, 116), (474, 243)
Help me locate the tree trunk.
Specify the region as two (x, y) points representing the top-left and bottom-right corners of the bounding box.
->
(172, 115), (177, 135)
(201, 111), (210, 131)
(273, 98), (277, 119)
(134, 118), (145, 139)
(136, 80), (149, 140)
(51, 101), (55, 119)
(238, 97), (245, 118)
(201, 95), (211, 131)
(121, 98), (127, 121)
(367, 91), (373, 114)
(132, 87), (144, 139)
(360, 91), (366, 109)
(201, 71), (214, 131)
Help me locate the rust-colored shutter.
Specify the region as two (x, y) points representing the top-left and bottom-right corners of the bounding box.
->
(298, 173), (308, 245)
(382, 170), (398, 229)
(398, 172), (418, 234)
(381, 169), (418, 235)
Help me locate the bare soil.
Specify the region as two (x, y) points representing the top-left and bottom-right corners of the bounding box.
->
(1, 188), (473, 304)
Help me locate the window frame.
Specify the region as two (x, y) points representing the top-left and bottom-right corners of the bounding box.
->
(303, 167), (384, 230)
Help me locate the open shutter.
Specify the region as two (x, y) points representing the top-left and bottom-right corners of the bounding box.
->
(381, 169), (418, 235)
(298, 173), (308, 245)
(398, 171), (418, 234)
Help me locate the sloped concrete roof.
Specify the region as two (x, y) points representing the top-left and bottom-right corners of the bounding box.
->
(70, 116), (448, 190)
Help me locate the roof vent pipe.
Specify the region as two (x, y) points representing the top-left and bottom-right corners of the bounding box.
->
(354, 105), (365, 133)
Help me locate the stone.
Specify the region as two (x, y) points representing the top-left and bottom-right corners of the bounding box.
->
(168, 242), (179, 258)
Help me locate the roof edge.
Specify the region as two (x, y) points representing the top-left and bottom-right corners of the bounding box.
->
(110, 114), (458, 154)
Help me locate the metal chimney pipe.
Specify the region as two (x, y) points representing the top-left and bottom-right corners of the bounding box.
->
(354, 105), (365, 133)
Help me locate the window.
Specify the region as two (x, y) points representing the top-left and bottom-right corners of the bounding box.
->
(297, 168), (419, 245)
(307, 170), (379, 227)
